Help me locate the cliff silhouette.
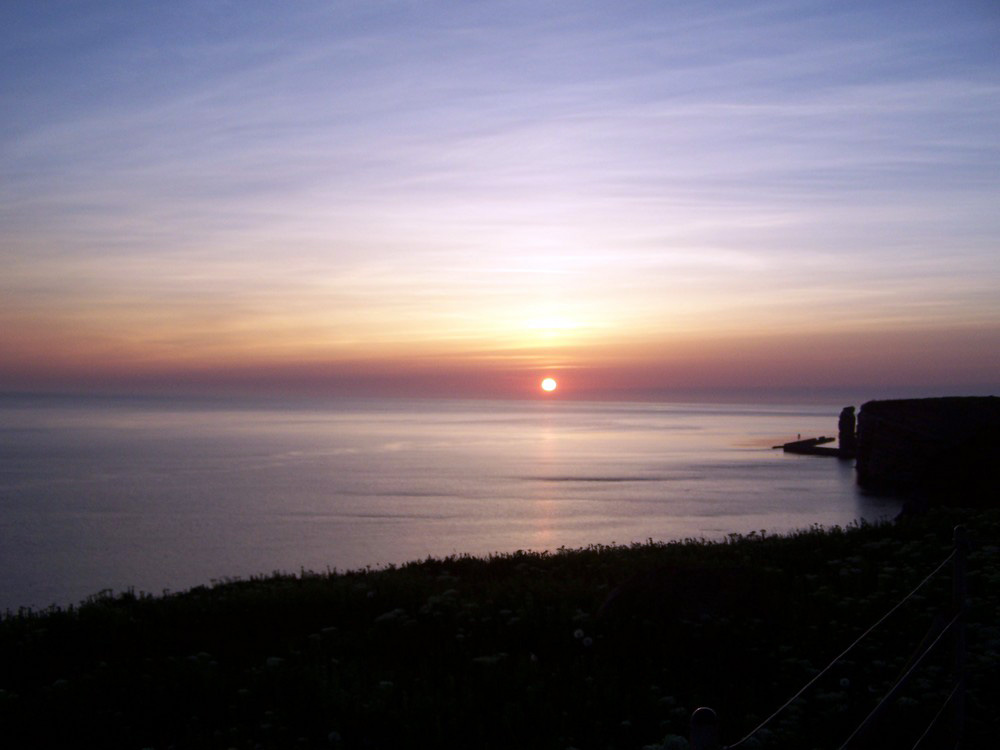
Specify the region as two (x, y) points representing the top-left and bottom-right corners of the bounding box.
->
(856, 396), (1000, 506)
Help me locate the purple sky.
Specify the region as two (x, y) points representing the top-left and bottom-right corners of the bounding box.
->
(3, 1), (999, 400)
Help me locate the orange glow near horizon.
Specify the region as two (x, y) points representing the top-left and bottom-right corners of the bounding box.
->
(2, 323), (999, 401)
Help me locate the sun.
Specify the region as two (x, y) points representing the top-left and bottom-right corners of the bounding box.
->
(541, 377), (558, 392)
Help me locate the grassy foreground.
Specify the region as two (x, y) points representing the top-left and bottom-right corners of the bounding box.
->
(2, 508), (998, 749)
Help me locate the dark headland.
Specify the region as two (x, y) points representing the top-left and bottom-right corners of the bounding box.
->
(777, 396), (1000, 508)
(854, 396), (1000, 507)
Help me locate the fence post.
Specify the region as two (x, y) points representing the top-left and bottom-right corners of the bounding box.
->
(952, 525), (968, 748)
(691, 706), (720, 750)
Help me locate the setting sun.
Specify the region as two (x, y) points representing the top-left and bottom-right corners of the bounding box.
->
(541, 377), (558, 392)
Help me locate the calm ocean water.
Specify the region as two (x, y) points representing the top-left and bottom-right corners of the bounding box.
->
(0, 394), (900, 612)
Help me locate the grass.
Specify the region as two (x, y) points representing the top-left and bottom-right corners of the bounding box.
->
(1, 506), (998, 749)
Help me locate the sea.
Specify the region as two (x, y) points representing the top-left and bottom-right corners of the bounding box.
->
(0, 394), (901, 613)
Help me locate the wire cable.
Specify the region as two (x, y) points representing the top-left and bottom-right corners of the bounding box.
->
(837, 609), (961, 749)
(724, 549), (957, 749)
(909, 680), (961, 750)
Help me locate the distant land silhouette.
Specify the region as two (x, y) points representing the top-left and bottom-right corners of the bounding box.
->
(855, 396), (1000, 507)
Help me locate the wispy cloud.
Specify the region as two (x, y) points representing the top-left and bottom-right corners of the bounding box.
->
(1, 0), (998, 395)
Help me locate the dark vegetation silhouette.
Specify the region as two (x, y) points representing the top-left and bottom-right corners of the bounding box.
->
(1, 507), (997, 749)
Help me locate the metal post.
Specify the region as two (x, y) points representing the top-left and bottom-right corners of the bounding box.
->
(691, 706), (720, 750)
(952, 525), (968, 748)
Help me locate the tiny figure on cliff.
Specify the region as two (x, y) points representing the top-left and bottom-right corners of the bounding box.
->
(839, 406), (857, 455)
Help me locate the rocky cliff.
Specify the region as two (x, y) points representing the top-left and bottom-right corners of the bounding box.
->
(855, 396), (1000, 505)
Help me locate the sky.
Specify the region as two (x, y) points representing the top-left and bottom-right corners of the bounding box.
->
(2, 0), (999, 402)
